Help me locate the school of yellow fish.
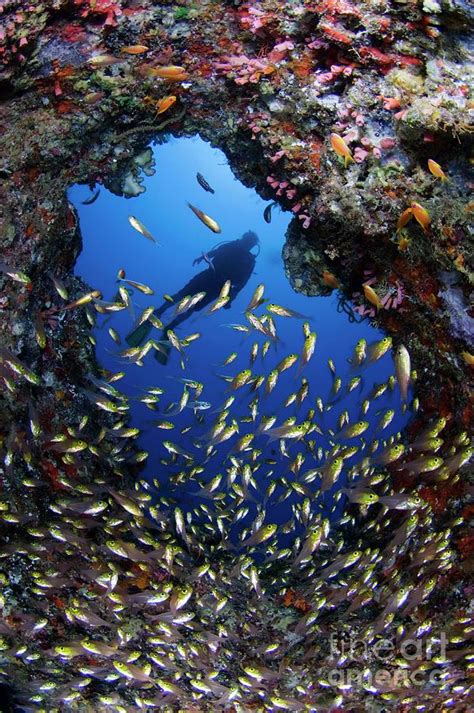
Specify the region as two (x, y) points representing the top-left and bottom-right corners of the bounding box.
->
(0, 245), (472, 710)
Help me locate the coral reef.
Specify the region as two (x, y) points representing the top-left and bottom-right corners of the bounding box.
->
(110, 146), (157, 198)
(0, 0), (473, 709)
(439, 272), (474, 348)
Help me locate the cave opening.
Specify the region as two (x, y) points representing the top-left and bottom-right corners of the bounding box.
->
(1, 0), (472, 705)
(68, 134), (412, 542)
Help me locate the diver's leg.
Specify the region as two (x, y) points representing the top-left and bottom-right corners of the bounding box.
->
(155, 301), (171, 317)
(156, 273), (212, 318)
(125, 269), (210, 363)
(163, 293), (214, 334)
(153, 307), (194, 366)
(154, 294), (215, 365)
(125, 296), (171, 347)
(126, 290), (188, 347)
(126, 321), (153, 348)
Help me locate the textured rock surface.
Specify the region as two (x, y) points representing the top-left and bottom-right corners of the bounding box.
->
(0, 1), (472, 709)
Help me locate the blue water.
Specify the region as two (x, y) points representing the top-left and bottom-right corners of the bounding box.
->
(69, 136), (411, 539)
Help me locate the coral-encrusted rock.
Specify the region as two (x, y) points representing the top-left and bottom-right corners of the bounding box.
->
(283, 218), (335, 297)
(439, 272), (474, 347)
(0, 1), (473, 709)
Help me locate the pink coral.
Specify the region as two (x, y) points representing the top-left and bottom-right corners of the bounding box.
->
(267, 176), (300, 203)
(215, 54), (275, 85)
(394, 108), (409, 120)
(342, 127), (358, 143)
(77, 0), (122, 26)
(380, 137), (396, 150)
(357, 136), (396, 157)
(299, 213), (312, 229)
(267, 176), (280, 189)
(317, 71), (336, 84)
(354, 147), (369, 163)
(352, 272), (407, 316)
(309, 60), (357, 87)
(238, 5), (269, 34)
(215, 39), (294, 85)
(268, 41), (294, 63)
(269, 149), (287, 163)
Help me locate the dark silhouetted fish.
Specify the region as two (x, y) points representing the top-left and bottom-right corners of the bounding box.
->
(263, 202), (276, 224)
(82, 188), (100, 205)
(196, 172), (215, 194)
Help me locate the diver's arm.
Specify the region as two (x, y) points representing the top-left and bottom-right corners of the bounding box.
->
(202, 240), (240, 263)
(193, 247), (219, 266)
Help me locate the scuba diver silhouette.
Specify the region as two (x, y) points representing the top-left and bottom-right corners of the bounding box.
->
(126, 231), (260, 364)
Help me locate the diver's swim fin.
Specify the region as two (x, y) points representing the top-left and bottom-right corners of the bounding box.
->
(154, 342), (171, 366)
(126, 320), (153, 348)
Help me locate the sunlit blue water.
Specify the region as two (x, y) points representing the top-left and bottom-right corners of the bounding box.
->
(69, 136), (411, 539)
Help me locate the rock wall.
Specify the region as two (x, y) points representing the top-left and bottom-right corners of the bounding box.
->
(0, 1), (472, 709)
